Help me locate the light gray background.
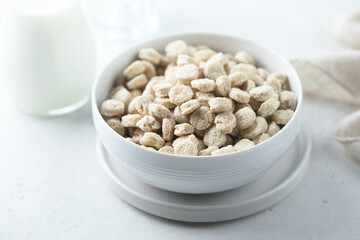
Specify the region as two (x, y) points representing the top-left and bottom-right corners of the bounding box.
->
(1, 0), (360, 239)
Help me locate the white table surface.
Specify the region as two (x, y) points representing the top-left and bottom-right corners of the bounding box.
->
(1, 0), (360, 239)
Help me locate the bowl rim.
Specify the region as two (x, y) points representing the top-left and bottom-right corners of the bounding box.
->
(92, 32), (303, 159)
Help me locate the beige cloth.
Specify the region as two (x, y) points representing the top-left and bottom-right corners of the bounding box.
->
(291, 11), (360, 161)
(329, 11), (360, 50)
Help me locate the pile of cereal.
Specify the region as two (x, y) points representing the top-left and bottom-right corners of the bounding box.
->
(100, 40), (297, 156)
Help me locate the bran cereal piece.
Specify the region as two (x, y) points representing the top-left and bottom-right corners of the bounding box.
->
(204, 53), (227, 80)
(203, 125), (227, 147)
(257, 68), (269, 80)
(142, 76), (163, 99)
(123, 60), (146, 79)
(140, 132), (165, 149)
(165, 40), (187, 57)
(168, 84), (194, 105)
(106, 118), (125, 136)
(256, 116), (268, 134)
(199, 146), (219, 156)
(173, 134), (197, 148)
(215, 75), (231, 97)
(100, 99), (125, 117)
(214, 112), (236, 134)
(111, 87), (132, 106)
(158, 146), (174, 154)
(195, 92), (215, 106)
(127, 98), (139, 114)
(252, 74), (265, 86)
(138, 48), (161, 65)
(211, 145), (235, 155)
(234, 51), (255, 65)
(208, 98), (233, 113)
(132, 129), (145, 143)
(126, 73), (148, 90)
(174, 123), (195, 136)
(177, 54), (200, 67)
(148, 103), (170, 118)
(190, 106), (214, 130)
(241, 118), (262, 139)
(228, 72), (248, 87)
(174, 106), (190, 124)
(234, 107), (256, 130)
(142, 61), (156, 79)
(175, 64), (199, 84)
(174, 140), (198, 156)
(249, 85), (274, 102)
(271, 109), (294, 125)
(135, 95), (153, 115)
(165, 63), (177, 73)
(152, 83), (173, 98)
(279, 91), (297, 110)
(155, 97), (176, 109)
(229, 87), (250, 103)
(180, 99), (200, 115)
(267, 121), (281, 136)
(264, 76), (281, 92)
(230, 63), (257, 76)
(267, 72), (288, 85)
(234, 139), (255, 151)
(194, 49), (216, 61)
(191, 78), (216, 92)
(162, 118), (175, 141)
(273, 93), (280, 100)
(136, 115), (161, 132)
(107, 85), (123, 99)
(121, 114), (142, 127)
(257, 97), (280, 117)
(241, 80), (256, 92)
(253, 133), (270, 145)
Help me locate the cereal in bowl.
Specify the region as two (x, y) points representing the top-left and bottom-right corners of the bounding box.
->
(100, 41), (297, 156)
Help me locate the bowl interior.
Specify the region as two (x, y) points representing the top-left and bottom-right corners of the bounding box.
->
(92, 33), (302, 159)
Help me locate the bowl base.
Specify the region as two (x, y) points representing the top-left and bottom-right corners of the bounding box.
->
(96, 128), (311, 222)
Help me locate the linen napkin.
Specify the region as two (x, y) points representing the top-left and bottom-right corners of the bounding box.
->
(291, 11), (360, 161)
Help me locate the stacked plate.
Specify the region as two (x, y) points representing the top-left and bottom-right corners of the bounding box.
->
(97, 129), (311, 222)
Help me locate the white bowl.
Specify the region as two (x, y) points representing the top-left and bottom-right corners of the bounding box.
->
(92, 33), (303, 194)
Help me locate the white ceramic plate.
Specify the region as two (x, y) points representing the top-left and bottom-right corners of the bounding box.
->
(97, 128), (311, 222)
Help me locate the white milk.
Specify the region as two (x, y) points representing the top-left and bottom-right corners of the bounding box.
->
(1, 0), (96, 116)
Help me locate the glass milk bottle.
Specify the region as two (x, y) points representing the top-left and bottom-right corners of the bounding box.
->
(0, 0), (96, 116)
